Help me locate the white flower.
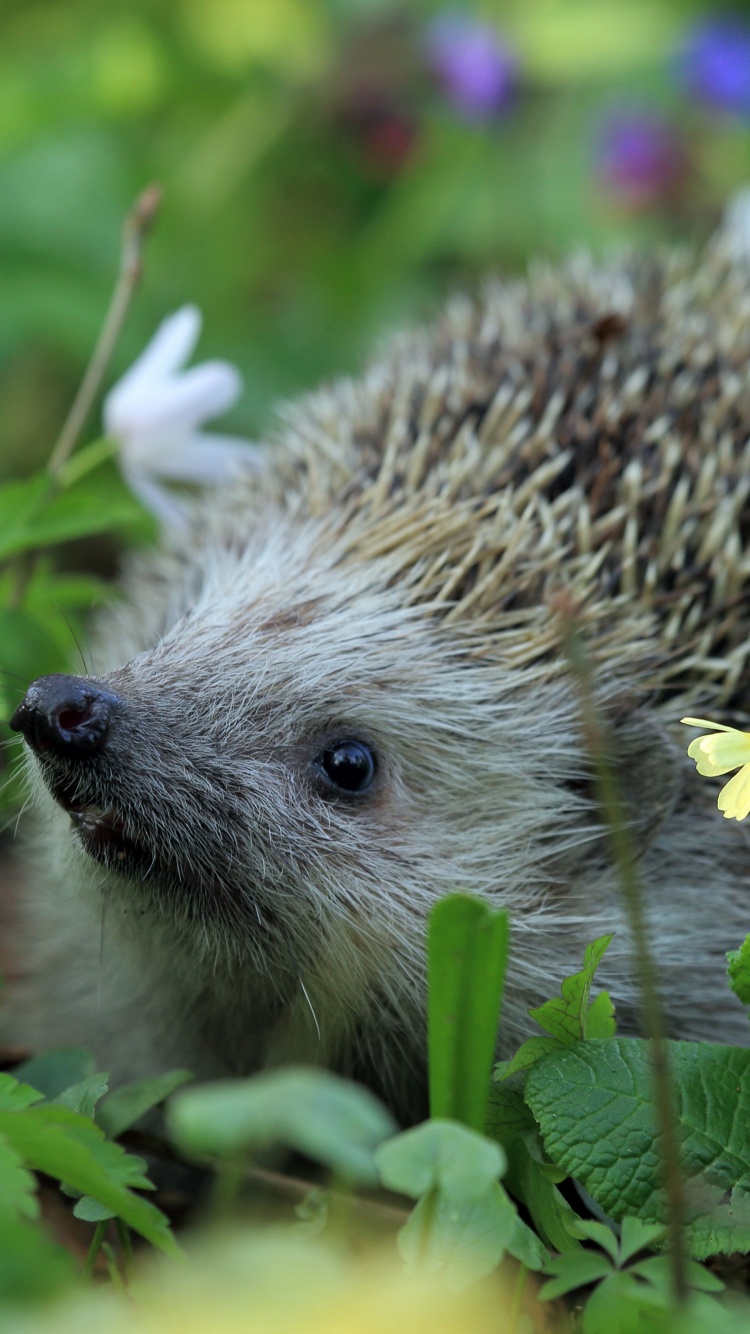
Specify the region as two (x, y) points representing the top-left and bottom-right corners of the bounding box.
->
(104, 305), (259, 529)
(722, 186), (750, 261)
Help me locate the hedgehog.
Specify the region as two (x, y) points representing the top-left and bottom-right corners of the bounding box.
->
(6, 228), (750, 1126)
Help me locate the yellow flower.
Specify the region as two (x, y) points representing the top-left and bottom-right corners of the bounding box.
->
(681, 717), (750, 821)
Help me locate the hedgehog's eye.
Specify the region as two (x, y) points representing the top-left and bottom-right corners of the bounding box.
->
(315, 740), (376, 795)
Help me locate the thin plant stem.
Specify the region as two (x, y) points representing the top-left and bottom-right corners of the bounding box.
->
(5, 187), (161, 615)
(82, 1220), (108, 1280)
(115, 1219), (134, 1284)
(554, 592), (688, 1306)
(47, 183), (162, 478)
(102, 1242), (126, 1292)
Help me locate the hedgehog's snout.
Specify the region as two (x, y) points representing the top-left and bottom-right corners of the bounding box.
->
(10, 673), (120, 760)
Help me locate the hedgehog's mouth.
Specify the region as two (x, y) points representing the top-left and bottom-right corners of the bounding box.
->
(69, 804), (152, 873)
(48, 773), (156, 877)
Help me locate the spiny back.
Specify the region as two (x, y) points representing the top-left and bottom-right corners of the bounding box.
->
(260, 239), (750, 711)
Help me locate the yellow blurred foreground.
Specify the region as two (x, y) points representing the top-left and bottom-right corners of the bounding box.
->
(12, 1228), (557, 1334)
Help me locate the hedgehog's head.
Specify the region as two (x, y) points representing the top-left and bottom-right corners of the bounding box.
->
(10, 484), (680, 1093)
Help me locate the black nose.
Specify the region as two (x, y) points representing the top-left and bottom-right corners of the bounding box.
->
(9, 674), (120, 759)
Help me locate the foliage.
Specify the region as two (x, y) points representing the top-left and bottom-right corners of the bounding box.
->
(541, 1218), (725, 1333)
(4, 898), (750, 1329)
(169, 1066), (396, 1185)
(526, 1038), (750, 1259)
(0, 1053), (181, 1309)
(3, 3), (750, 1324)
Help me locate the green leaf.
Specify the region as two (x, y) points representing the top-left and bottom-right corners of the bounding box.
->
(539, 1250), (613, 1300)
(51, 1073), (109, 1118)
(617, 1215), (667, 1265)
(0, 462), (150, 563)
(505, 934), (614, 1076)
(73, 1196), (117, 1223)
(486, 1067), (536, 1139)
(504, 1036), (562, 1077)
(375, 1120), (505, 1202)
(630, 1254), (724, 1294)
(525, 1038), (750, 1258)
(581, 1270), (667, 1334)
(568, 1217), (620, 1262)
(0, 1134), (38, 1221)
(504, 1138), (581, 1253)
(12, 1049), (96, 1101)
(97, 1068), (194, 1140)
(0, 1106), (178, 1255)
(397, 1182), (518, 1287)
(0, 1074), (44, 1112)
(505, 1210), (550, 1271)
(169, 1067), (395, 1185)
(0, 474), (52, 561)
(727, 935), (750, 1008)
(19, 464), (149, 548)
(377, 1120), (543, 1284)
(0, 1215), (75, 1307)
(586, 990), (617, 1039)
(427, 896), (509, 1132)
(528, 934), (614, 1044)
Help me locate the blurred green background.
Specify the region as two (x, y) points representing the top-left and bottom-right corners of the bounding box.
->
(2, 0), (750, 480)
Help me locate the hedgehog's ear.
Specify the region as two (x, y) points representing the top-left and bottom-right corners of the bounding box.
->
(604, 707), (684, 850)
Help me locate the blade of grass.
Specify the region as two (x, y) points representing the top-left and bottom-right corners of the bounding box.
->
(428, 894), (510, 1132)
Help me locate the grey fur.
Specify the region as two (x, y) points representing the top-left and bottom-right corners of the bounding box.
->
(7, 231), (750, 1125)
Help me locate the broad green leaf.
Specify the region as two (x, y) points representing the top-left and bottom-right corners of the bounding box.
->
(397, 1182), (518, 1287)
(52, 1073), (109, 1118)
(375, 1120), (505, 1202)
(169, 1067), (395, 1185)
(97, 1068), (193, 1139)
(12, 1049), (96, 1101)
(0, 1074), (43, 1112)
(378, 1120), (545, 1281)
(486, 1067), (535, 1139)
(0, 1134), (38, 1221)
(727, 935), (750, 1008)
(0, 1106), (177, 1255)
(427, 896), (509, 1132)
(525, 1038), (750, 1258)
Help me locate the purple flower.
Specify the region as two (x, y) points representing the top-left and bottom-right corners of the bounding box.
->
(677, 16), (750, 117)
(596, 110), (687, 209)
(426, 14), (517, 121)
